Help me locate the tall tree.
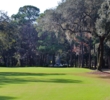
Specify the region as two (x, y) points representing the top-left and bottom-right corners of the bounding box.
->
(37, 0), (103, 68)
(95, 0), (110, 71)
(11, 5), (40, 66)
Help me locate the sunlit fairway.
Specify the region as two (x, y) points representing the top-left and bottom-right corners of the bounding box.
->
(0, 67), (110, 100)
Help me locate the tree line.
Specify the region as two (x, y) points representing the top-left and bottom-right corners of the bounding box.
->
(0, 0), (110, 71)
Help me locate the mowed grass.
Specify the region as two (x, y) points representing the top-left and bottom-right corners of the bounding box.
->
(0, 67), (110, 100)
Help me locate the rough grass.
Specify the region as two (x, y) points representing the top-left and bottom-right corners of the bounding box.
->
(0, 67), (110, 100)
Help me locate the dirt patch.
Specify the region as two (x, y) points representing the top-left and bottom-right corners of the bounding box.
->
(68, 69), (110, 81)
(88, 70), (110, 79)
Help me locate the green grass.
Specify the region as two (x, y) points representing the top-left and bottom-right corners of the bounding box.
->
(0, 67), (110, 100)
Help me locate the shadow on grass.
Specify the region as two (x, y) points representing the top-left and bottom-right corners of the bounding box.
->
(0, 72), (65, 76)
(0, 96), (16, 100)
(43, 79), (82, 83)
(0, 77), (82, 85)
(0, 72), (82, 85)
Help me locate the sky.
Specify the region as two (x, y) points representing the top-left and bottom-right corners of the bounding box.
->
(0, 0), (61, 16)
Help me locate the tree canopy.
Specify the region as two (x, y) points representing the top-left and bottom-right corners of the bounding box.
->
(0, 1), (110, 70)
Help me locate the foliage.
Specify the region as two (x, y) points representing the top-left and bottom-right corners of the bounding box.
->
(0, 1), (110, 68)
(12, 5), (40, 24)
(96, 0), (110, 38)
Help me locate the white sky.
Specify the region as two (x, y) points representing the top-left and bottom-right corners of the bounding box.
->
(0, 0), (61, 16)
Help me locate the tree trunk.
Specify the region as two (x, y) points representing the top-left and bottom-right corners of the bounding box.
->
(70, 52), (72, 67)
(85, 57), (88, 68)
(108, 56), (110, 69)
(93, 44), (95, 68)
(97, 37), (104, 71)
(81, 43), (84, 68)
(88, 38), (91, 69)
(52, 53), (55, 66)
(88, 53), (91, 68)
(78, 55), (81, 67)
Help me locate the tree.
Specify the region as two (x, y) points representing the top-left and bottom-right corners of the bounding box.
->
(95, 0), (110, 71)
(0, 11), (19, 66)
(36, 0), (105, 68)
(11, 5), (40, 66)
(12, 5), (40, 24)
